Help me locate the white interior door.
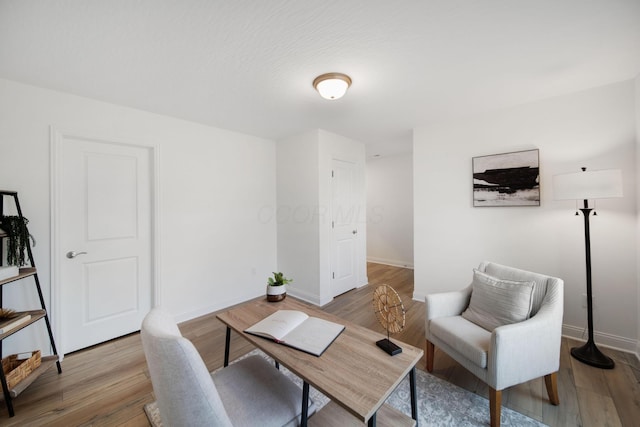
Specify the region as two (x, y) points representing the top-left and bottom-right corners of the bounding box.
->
(331, 159), (358, 297)
(55, 133), (153, 354)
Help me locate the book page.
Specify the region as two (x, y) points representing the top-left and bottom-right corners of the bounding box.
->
(244, 310), (309, 341)
(281, 316), (345, 356)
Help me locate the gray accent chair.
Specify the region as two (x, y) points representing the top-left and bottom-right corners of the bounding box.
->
(425, 262), (563, 427)
(141, 307), (315, 426)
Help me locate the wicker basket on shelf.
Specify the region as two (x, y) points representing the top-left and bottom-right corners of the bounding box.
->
(1, 350), (41, 389)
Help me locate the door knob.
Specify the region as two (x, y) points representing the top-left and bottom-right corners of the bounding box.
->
(66, 251), (88, 259)
(352, 230), (358, 235)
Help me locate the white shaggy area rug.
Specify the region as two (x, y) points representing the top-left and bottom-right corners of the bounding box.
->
(144, 349), (548, 426)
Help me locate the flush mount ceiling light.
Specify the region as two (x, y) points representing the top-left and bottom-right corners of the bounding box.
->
(313, 73), (352, 100)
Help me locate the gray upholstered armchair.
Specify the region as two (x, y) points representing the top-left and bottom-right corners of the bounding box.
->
(141, 308), (315, 426)
(425, 261), (563, 427)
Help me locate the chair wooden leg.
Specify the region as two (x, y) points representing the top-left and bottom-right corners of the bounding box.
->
(544, 372), (560, 405)
(489, 388), (501, 427)
(425, 339), (434, 372)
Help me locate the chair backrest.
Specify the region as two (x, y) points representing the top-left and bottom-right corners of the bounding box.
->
(478, 261), (563, 316)
(140, 308), (233, 427)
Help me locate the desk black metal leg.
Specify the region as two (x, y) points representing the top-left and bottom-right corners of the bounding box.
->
(410, 367), (418, 425)
(301, 381), (310, 426)
(301, 381), (310, 427)
(368, 412), (376, 426)
(224, 327), (231, 367)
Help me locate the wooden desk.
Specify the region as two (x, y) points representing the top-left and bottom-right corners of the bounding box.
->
(217, 297), (423, 427)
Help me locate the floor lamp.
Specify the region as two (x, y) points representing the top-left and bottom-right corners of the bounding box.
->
(553, 167), (623, 369)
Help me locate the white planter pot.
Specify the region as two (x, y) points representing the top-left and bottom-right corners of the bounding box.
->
(266, 285), (286, 302)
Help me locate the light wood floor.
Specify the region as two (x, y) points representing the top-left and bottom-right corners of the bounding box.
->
(2, 263), (639, 426)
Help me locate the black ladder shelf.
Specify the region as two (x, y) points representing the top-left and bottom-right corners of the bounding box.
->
(0, 190), (62, 417)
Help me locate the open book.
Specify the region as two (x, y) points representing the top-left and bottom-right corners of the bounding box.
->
(244, 310), (345, 356)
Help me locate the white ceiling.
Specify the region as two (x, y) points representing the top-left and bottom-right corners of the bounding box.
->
(1, 1), (639, 156)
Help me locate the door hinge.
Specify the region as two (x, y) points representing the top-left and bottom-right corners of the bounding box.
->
(332, 221), (334, 228)
(331, 170), (334, 178)
(332, 272), (335, 279)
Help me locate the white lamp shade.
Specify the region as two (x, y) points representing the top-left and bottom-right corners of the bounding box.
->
(313, 73), (351, 100)
(553, 169), (623, 200)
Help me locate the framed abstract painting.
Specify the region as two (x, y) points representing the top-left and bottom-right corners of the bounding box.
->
(472, 149), (540, 207)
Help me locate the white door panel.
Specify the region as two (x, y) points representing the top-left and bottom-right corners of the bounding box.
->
(331, 159), (358, 297)
(86, 153), (138, 240)
(56, 133), (152, 354)
(84, 257), (138, 321)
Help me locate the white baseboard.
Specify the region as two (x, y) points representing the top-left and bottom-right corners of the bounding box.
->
(367, 257), (414, 269)
(412, 291), (426, 302)
(173, 288), (640, 362)
(173, 290), (263, 323)
(174, 289), (325, 322)
(287, 288), (325, 306)
(562, 324), (638, 354)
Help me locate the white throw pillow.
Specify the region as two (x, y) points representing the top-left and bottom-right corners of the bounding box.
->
(461, 269), (535, 331)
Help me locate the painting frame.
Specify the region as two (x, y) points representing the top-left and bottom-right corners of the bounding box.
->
(472, 149), (540, 207)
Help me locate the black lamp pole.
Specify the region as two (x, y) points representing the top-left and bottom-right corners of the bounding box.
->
(570, 198), (615, 369)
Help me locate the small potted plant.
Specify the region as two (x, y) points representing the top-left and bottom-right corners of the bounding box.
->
(266, 272), (292, 302)
(0, 215), (32, 266)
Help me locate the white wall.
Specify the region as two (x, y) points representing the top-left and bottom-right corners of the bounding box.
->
(0, 78), (277, 354)
(636, 74), (640, 357)
(276, 129), (367, 306)
(366, 153), (414, 268)
(276, 130), (321, 303)
(414, 79), (638, 352)
(318, 130), (368, 300)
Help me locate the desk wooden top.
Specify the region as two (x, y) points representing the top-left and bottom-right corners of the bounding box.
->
(217, 297), (423, 423)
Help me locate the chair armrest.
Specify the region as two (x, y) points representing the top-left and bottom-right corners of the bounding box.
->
(425, 286), (472, 337)
(489, 302), (563, 390)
